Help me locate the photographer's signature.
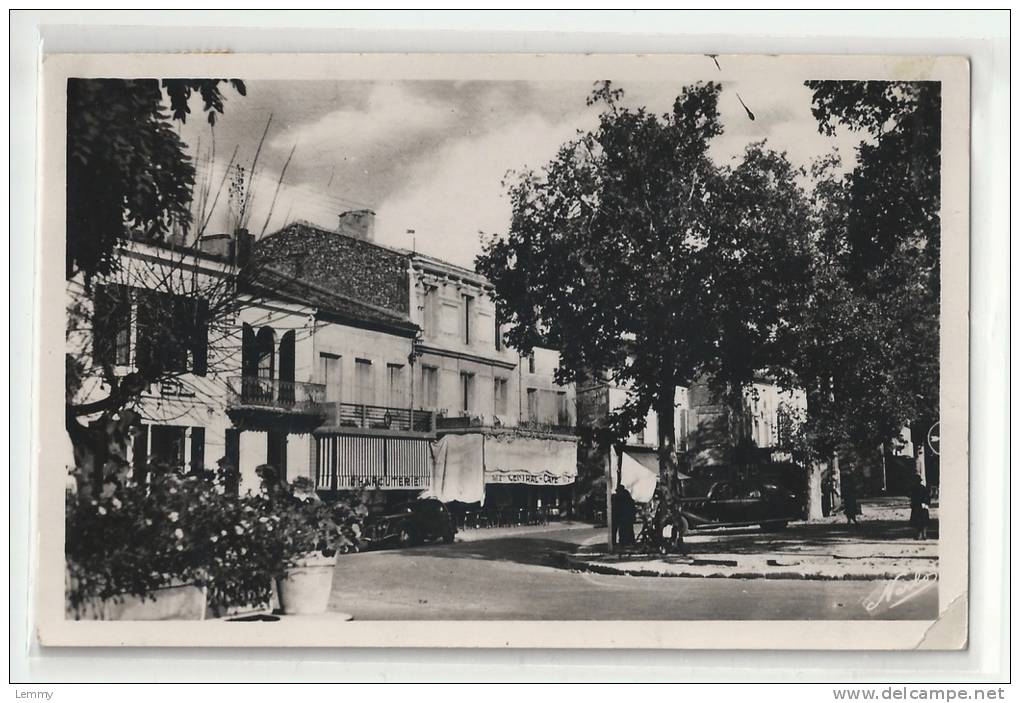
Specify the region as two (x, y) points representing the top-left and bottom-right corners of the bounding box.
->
(862, 569), (938, 614)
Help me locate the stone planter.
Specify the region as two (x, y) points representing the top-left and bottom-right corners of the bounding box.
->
(275, 553), (337, 615)
(68, 582), (207, 621)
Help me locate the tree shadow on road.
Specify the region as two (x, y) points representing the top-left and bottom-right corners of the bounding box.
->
(390, 535), (581, 569)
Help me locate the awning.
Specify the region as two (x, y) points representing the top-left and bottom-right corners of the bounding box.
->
(426, 431), (577, 505)
(608, 447), (691, 503)
(316, 435), (432, 491)
(425, 433), (485, 504)
(482, 432), (577, 487)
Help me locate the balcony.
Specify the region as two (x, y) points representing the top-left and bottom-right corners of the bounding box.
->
(435, 414), (576, 437)
(518, 418), (577, 437)
(226, 376), (328, 430)
(321, 402), (436, 435)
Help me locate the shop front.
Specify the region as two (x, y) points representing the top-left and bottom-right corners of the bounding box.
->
(314, 433), (434, 509)
(427, 429), (578, 524)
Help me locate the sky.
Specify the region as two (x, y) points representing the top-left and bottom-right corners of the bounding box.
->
(178, 74), (860, 268)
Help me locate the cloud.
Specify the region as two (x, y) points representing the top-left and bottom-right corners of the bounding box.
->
(371, 111), (588, 267)
(182, 78), (861, 260)
(269, 82), (457, 168)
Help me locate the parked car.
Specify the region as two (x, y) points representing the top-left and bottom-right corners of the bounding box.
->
(676, 480), (802, 533)
(363, 498), (457, 549)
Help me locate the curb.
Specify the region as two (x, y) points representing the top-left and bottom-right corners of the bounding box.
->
(455, 521), (595, 544)
(564, 554), (936, 581)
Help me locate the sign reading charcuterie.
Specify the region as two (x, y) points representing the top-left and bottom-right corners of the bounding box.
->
(333, 475), (431, 490)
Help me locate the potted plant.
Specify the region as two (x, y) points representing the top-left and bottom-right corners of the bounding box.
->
(65, 463), (289, 620)
(270, 476), (364, 616)
(65, 466), (215, 620)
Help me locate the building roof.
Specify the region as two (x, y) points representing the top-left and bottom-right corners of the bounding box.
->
(248, 266), (419, 339)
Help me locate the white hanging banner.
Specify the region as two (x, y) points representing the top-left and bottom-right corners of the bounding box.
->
(483, 433), (577, 486)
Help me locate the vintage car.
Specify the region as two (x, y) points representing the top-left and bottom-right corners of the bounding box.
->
(363, 498), (457, 549)
(676, 480), (802, 533)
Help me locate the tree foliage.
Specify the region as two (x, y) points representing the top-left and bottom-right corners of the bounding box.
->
(65, 78), (246, 482)
(66, 78), (245, 282)
(477, 82), (813, 488)
(794, 81), (941, 459)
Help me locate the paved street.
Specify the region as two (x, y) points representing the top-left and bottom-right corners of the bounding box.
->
(328, 526), (937, 621)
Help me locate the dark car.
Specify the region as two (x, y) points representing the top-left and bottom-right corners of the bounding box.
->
(363, 498), (457, 549)
(677, 480), (802, 533)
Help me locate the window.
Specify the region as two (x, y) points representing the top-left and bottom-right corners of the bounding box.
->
(460, 372), (475, 414)
(494, 377), (509, 415)
(421, 365), (439, 408)
(135, 290), (208, 376)
(526, 388), (538, 422)
(149, 425), (186, 468)
(319, 353), (342, 402)
(255, 327), (276, 380)
(93, 284), (132, 367)
(355, 359), (374, 406)
(462, 295), (473, 344)
(556, 391), (570, 426)
(528, 353), (536, 374)
(494, 319), (502, 351)
(387, 363), (406, 408)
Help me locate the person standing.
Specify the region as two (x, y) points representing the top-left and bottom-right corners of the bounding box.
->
(822, 473), (837, 517)
(909, 474), (931, 540)
(842, 472), (860, 525)
(615, 485), (637, 546)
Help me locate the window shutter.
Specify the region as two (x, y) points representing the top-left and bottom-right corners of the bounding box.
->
(134, 290), (157, 374)
(189, 426), (206, 474)
(192, 299), (209, 376)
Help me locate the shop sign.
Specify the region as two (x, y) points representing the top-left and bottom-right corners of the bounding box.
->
(333, 475), (431, 490)
(485, 470), (575, 486)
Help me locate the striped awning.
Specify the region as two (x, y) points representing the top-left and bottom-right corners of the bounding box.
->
(316, 435), (433, 491)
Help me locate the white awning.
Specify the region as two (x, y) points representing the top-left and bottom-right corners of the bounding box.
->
(609, 448), (668, 503)
(425, 433), (485, 504)
(482, 432), (577, 487)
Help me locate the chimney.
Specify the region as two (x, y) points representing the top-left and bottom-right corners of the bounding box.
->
(337, 209), (376, 243)
(234, 228), (255, 267)
(196, 232), (234, 260)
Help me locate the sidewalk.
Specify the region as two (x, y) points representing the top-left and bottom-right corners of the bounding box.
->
(568, 497), (938, 580)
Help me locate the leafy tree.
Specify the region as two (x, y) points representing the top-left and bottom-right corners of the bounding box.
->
(477, 82), (813, 522)
(66, 78), (245, 282)
(65, 78), (245, 485)
(795, 81), (940, 464)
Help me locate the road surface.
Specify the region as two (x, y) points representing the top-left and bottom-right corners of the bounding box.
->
(327, 526), (937, 620)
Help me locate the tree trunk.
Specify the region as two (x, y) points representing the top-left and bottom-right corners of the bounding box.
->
(655, 389), (676, 492)
(653, 385), (685, 551)
(66, 404), (138, 494)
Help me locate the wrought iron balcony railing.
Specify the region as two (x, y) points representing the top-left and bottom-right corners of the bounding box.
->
(227, 376), (326, 412)
(323, 401), (436, 433)
(435, 414), (576, 436)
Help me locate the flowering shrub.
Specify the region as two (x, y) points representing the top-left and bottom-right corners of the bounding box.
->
(64, 465), (365, 615)
(268, 477), (367, 563)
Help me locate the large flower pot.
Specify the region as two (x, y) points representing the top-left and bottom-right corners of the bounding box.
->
(275, 553), (337, 615)
(69, 583), (207, 621)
